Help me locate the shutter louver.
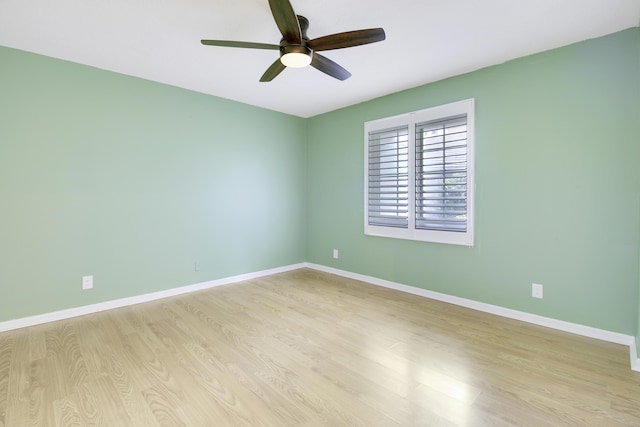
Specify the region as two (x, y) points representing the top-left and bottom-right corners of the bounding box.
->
(415, 115), (468, 232)
(368, 126), (409, 228)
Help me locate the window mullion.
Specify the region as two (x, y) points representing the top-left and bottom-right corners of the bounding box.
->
(407, 117), (417, 233)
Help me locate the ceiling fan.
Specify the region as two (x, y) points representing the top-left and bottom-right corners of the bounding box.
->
(201, 0), (385, 82)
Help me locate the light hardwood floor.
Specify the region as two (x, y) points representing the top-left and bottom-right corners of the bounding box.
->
(1, 269), (639, 426)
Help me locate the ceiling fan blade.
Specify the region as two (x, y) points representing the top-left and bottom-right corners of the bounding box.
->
(260, 58), (287, 82)
(201, 40), (279, 50)
(311, 53), (351, 81)
(268, 0), (301, 43)
(308, 28), (386, 51)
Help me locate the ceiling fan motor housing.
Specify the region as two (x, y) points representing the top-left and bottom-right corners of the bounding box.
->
(279, 15), (312, 67)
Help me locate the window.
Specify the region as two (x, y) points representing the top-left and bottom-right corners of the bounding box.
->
(365, 99), (475, 246)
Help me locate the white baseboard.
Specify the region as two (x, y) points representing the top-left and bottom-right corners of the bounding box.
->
(306, 263), (640, 372)
(631, 338), (640, 372)
(0, 263), (306, 333)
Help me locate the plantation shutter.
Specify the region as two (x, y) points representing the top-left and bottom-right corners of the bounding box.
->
(415, 115), (468, 232)
(367, 125), (409, 228)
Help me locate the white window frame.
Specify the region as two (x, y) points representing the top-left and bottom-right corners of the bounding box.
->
(364, 98), (475, 246)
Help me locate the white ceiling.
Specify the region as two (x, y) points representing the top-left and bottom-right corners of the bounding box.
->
(1, 0), (639, 117)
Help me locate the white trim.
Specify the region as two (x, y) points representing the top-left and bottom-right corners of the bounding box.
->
(631, 337), (640, 372)
(0, 263), (305, 333)
(306, 263), (639, 370)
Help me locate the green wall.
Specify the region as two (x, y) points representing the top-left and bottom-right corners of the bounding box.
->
(307, 28), (640, 335)
(0, 46), (307, 322)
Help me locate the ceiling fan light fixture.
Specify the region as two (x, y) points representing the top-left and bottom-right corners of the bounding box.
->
(280, 45), (312, 68)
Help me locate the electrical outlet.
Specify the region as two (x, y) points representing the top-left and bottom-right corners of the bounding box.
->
(333, 249), (339, 259)
(82, 275), (93, 290)
(194, 261), (201, 272)
(532, 283), (543, 299)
